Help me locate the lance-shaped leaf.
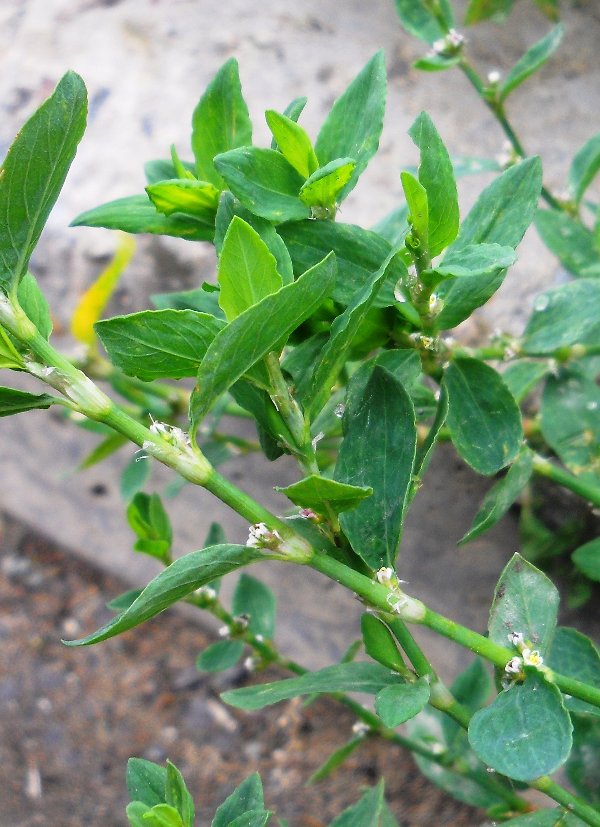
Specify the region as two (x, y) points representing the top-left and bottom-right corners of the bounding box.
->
(328, 783), (386, 827)
(460, 448), (533, 545)
(444, 358), (523, 475)
(165, 761), (194, 827)
(96, 309), (224, 381)
(393, 0), (452, 42)
(299, 158), (356, 209)
(232, 574), (277, 639)
(276, 476), (372, 517)
(279, 220), (405, 307)
(211, 774), (265, 827)
(214, 147), (310, 223)
(361, 614), (406, 673)
(315, 51), (386, 199)
(146, 178), (219, 222)
(433, 243), (516, 278)
(65, 544), (263, 646)
(335, 366), (417, 569)
(400, 171), (428, 249)
(308, 737), (365, 785)
(375, 678), (430, 728)
(534, 210), (600, 278)
(547, 627), (600, 718)
(190, 253), (336, 432)
(522, 280), (600, 354)
(0, 387), (58, 417)
(0, 72), (87, 292)
(569, 131), (600, 204)
(222, 662), (405, 710)
(265, 109), (318, 179)
(72, 194), (215, 241)
(191, 58), (253, 189)
(468, 671), (572, 782)
(127, 758), (167, 808)
(18, 272), (53, 340)
(196, 640), (244, 673)
(436, 157), (542, 329)
(488, 553), (559, 654)
(270, 97), (307, 150)
(408, 112), (459, 258)
(572, 538), (600, 583)
(499, 26), (564, 102)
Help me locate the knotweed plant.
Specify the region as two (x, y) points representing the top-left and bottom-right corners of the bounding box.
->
(2, 4), (600, 823)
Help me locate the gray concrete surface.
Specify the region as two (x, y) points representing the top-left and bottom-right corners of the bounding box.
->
(0, 0), (598, 674)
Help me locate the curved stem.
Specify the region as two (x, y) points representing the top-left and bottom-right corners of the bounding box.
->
(532, 454), (600, 508)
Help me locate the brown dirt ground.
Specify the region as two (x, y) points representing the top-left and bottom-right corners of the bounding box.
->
(0, 512), (478, 827)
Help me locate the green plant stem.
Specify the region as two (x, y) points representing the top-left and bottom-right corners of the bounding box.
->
(532, 777), (600, 827)
(532, 454), (600, 508)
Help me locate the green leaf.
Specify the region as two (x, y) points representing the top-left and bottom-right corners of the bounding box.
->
(444, 358), (523, 475)
(276, 476), (372, 516)
(499, 26), (564, 102)
(191, 58), (253, 189)
(502, 361), (550, 403)
(65, 544), (263, 646)
(72, 195), (214, 241)
(535, 211), (600, 278)
(436, 158), (542, 328)
(410, 385), (449, 498)
(196, 639), (245, 673)
(107, 588), (143, 612)
(190, 253), (336, 431)
(400, 171), (428, 249)
(165, 761), (194, 827)
(488, 552), (559, 655)
(328, 783), (385, 827)
(375, 678), (430, 727)
(434, 242), (516, 278)
(540, 367), (600, 483)
(393, 0), (449, 42)
(127, 758), (167, 808)
(468, 671), (572, 782)
(140, 803), (186, 827)
(146, 178), (219, 221)
(211, 773), (264, 827)
(335, 366), (417, 569)
(121, 454), (152, 503)
(572, 538), (600, 582)
(232, 574), (277, 639)
(315, 51), (386, 199)
(0, 71), (87, 292)
(307, 250), (400, 417)
(151, 286), (224, 316)
(214, 191), (293, 286)
(459, 448), (533, 544)
(299, 158), (356, 209)
(214, 147), (309, 223)
(361, 614), (406, 673)
(522, 281), (600, 354)
(408, 112), (459, 257)
(127, 801), (152, 827)
(567, 715), (600, 806)
(127, 492), (172, 561)
(270, 98), (308, 151)
(96, 309), (224, 381)
(464, 0), (514, 24)
(0, 387), (57, 417)
(18, 272), (53, 340)
(144, 158), (196, 185)
(227, 812), (271, 827)
(569, 132), (600, 204)
(265, 110), (318, 179)
(222, 663), (405, 710)
(279, 220), (405, 307)
(372, 205), (409, 248)
(413, 53), (461, 72)
(218, 217), (282, 321)
(307, 736), (365, 785)
(547, 627), (600, 717)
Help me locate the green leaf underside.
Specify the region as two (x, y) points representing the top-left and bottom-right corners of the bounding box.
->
(569, 131), (600, 204)
(0, 71), (87, 292)
(232, 573), (277, 639)
(96, 309), (224, 381)
(499, 26), (564, 102)
(146, 178), (219, 221)
(191, 58), (253, 190)
(65, 545), (262, 646)
(435, 243), (516, 278)
(315, 51), (386, 200)
(408, 112), (459, 257)
(336, 366), (417, 569)
(190, 253), (336, 431)
(218, 217), (282, 321)
(488, 553), (559, 655)
(197, 639), (245, 673)
(107, 588), (143, 612)
(265, 109), (318, 179)
(222, 662), (406, 710)
(572, 538), (600, 582)
(300, 158), (356, 208)
(214, 147), (310, 223)
(72, 194), (214, 241)
(276, 475), (372, 516)
(127, 758), (167, 808)
(548, 626), (600, 717)
(460, 448), (533, 544)
(0, 386), (57, 416)
(444, 358), (523, 475)
(328, 783), (386, 827)
(436, 158), (542, 328)
(278, 220), (405, 307)
(375, 679), (430, 727)
(522, 280), (600, 354)
(361, 614), (406, 673)
(211, 773), (265, 827)
(535, 210), (600, 278)
(468, 671), (572, 782)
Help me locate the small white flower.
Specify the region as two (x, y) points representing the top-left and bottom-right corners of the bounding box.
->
(487, 70), (501, 84)
(507, 631), (525, 649)
(522, 648), (544, 668)
(218, 625), (230, 638)
(505, 656), (523, 675)
(246, 522), (282, 550)
(376, 566), (395, 586)
(447, 28), (464, 47)
(244, 656), (257, 672)
(195, 585), (217, 602)
(352, 722), (370, 736)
